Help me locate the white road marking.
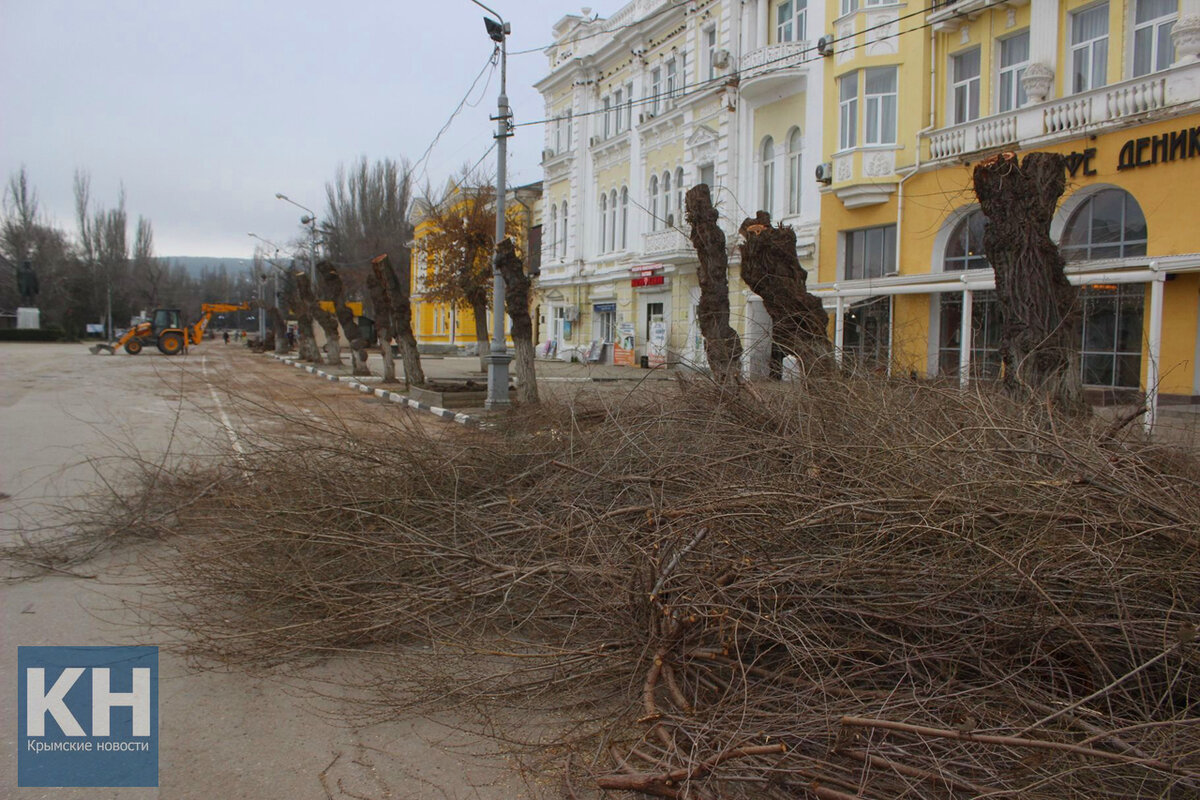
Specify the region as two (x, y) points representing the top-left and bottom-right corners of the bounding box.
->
(202, 355), (249, 470)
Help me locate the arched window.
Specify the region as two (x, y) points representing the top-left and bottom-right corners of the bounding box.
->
(1061, 189), (1148, 261)
(598, 193), (608, 253)
(549, 204), (558, 259)
(944, 210), (989, 271)
(649, 175), (659, 231)
(620, 186), (629, 250)
(560, 201), (568, 257)
(662, 171), (673, 227)
(787, 128), (803, 215)
(760, 136), (775, 217)
(675, 167), (685, 224)
(609, 189), (619, 252)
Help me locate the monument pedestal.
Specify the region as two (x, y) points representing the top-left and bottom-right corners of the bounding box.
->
(17, 307), (40, 330)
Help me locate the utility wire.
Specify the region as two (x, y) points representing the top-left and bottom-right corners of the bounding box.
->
(411, 47), (500, 186)
(509, 0), (691, 56)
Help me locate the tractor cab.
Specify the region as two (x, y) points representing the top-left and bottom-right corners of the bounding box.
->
(152, 308), (182, 334)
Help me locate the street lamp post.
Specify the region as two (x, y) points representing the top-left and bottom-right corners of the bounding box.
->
(275, 193), (319, 286)
(473, 0), (513, 410)
(248, 232), (285, 342)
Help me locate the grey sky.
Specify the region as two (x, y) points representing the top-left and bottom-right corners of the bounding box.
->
(0, 0), (618, 259)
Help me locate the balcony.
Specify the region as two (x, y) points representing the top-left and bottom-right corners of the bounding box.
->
(921, 66), (1194, 162)
(740, 40), (811, 102)
(642, 228), (692, 261)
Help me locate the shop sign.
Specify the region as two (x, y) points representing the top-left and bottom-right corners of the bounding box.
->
(632, 275), (665, 288)
(1117, 126), (1200, 171)
(593, 302), (616, 312)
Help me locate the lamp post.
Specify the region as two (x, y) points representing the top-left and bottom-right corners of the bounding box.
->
(248, 233), (283, 341)
(275, 193), (319, 286)
(472, 0), (513, 410)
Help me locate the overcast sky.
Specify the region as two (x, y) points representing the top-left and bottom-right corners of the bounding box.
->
(0, 0), (620, 259)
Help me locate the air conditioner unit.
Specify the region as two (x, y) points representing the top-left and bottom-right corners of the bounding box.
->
(564, 305), (579, 322)
(639, 111), (656, 123)
(712, 48), (730, 69)
(815, 162), (834, 184)
(816, 35), (835, 57)
(589, 135), (601, 146)
(542, 147), (555, 160)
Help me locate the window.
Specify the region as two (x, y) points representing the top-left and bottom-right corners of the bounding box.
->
(602, 96), (612, 138)
(553, 114), (563, 154)
(787, 127), (803, 215)
(650, 68), (662, 114)
(609, 189), (618, 252)
(841, 0), (858, 15)
(549, 204), (558, 259)
(700, 163), (715, 188)
(614, 88), (624, 133)
(625, 82), (634, 127)
(649, 175), (660, 231)
(560, 202), (568, 257)
(776, 0), (807, 43)
(1061, 188), (1147, 260)
(595, 307), (616, 343)
(662, 171), (673, 227)
(666, 58), (678, 102)
(598, 193), (608, 252)
(839, 71), (858, 150)
(1133, 0), (1177, 77)
(675, 167), (685, 224)
(864, 67), (897, 144)
(565, 110), (573, 150)
(645, 302), (664, 342)
(939, 291), (1002, 379)
(620, 187), (629, 250)
(1071, 3), (1109, 93)
(842, 297), (889, 369)
(1081, 284), (1144, 387)
(705, 27), (718, 80)
(760, 136), (776, 217)
(678, 52), (687, 96)
(951, 49), (981, 124)
(844, 224), (896, 279)
(943, 210), (988, 271)
(998, 32), (1030, 112)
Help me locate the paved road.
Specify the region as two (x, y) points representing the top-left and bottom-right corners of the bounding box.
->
(0, 343), (533, 800)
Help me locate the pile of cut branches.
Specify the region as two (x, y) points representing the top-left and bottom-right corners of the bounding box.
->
(134, 375), (1199, 798)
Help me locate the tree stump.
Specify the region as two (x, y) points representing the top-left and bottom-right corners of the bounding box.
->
(318, 261), (370, 376)
(495, 239), (539, 405)
(684, 185), (743, 386)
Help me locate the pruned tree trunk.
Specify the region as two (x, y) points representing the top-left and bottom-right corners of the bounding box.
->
(268, 306), (289, 355)
(737, 211), (830, 375)
(372, 253), (424, 388)
(684, 184), (742, 386)
(973, 152), (1086, 414)
(495, 239), (538, 404)
(317, 260), (370, 376)
(366, 266), (397, 384)
(292, 273), (328, 364)
(471, 298), (490, 373)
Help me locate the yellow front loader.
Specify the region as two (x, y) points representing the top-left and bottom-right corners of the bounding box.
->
(89, 302), (251, 355)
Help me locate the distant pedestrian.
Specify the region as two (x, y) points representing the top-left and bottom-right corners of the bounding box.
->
(286, 328), (295, 349)
(223, 331), (230, 344)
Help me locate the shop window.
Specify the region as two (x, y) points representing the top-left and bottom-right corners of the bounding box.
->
(1081, 284), (1144, 387)
(938, 291), (1002, 379)
(843, 225), (896, 279)
(1061, 188), (1147, 261)
(1133, 0), (1177, 76)
(842, 297), (890, 370)
(943, 210), (989, 271)
(645, 302), (665, 341)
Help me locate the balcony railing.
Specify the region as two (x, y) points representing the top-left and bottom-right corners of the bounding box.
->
(741, 40), (810, 77)
(923, 69), (1185, 161)
(642, 228), (691, 257)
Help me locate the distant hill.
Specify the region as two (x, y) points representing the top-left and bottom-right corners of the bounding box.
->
(161, 256), (255, 277)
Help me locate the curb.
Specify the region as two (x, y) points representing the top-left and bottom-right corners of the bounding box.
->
(268, 354), (483, 428)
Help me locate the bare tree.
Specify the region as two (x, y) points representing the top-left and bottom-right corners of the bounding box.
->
(294, 272), (339, 365)
(368, 254), (424, 387)
(973, 152), (1085, 414)
(318, 260), (370, 375)
(495, 239), (538, 404)
(737, 211), (830, 375)
(684, 184), (743, 386)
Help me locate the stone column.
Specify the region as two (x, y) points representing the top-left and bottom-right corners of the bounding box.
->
(1022, 0), (1060, 104)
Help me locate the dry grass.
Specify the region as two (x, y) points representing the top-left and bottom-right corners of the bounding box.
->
(58, 373), (1200, 797)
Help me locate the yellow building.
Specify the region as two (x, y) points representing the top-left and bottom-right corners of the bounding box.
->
(817, 0), (1200, 422)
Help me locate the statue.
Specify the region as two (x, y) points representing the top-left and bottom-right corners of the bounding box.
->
(17, 260), (39, 307)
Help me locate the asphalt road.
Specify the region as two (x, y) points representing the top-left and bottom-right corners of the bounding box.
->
(0, 343), (533, 800)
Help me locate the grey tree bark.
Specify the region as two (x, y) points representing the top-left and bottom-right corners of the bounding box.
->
(288, 274), (321, 363)
(268, 306), (289, 355)
(297, 272), (340, 365)
(370, 254), (425, 388)
(684, 184), (743, 386)
(495, 239), (538, 404)
(317, 260), (370, 376)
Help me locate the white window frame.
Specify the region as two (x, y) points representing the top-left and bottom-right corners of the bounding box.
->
(662, 170), (673, 227)
(777, 0), (808, 42)
(608, 189), (618, 252)
(565, 109), (573, 150)
(620, 187), (629, 250)
(704, 26), (718, 80)
(666, 58), (678, 104)
(841, 0), (858, 16)
(549, 204), (558, 259)
(1071, 3), (1110, 94)
(950, 49), (981, 125)
(624, 82), (634, 128)
(997, 31), (1030, 113)
(787, 127), (803, 215)
(760, 136), (776, 217)
(560, 202), (568, 258)
(613, 88), (624, 134)
(602, 96), (612, 139)
(1132, 0), (1177, 77)
(863, 66), (897, 145)
(598, 193), (608, 253)
(675, 167), (685, 225)
(650, 68), (662, 114)
(649, 175), (660, 231)
(839, 71), (858, 150)
(843, 225), (897, 280)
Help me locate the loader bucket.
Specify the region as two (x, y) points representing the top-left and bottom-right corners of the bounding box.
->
(89, 343), (115, 355)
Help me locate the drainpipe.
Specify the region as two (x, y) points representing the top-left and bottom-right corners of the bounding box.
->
(1145, 261), (1165, 433)
(958, 278), (974, 388)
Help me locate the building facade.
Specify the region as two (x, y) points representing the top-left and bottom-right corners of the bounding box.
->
(535, 0), (826, 373)
(815, 0), (1200, 420)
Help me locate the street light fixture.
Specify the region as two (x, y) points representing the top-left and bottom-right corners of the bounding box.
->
(275, 193), (319, 285)
(470, 0), (513, 410)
